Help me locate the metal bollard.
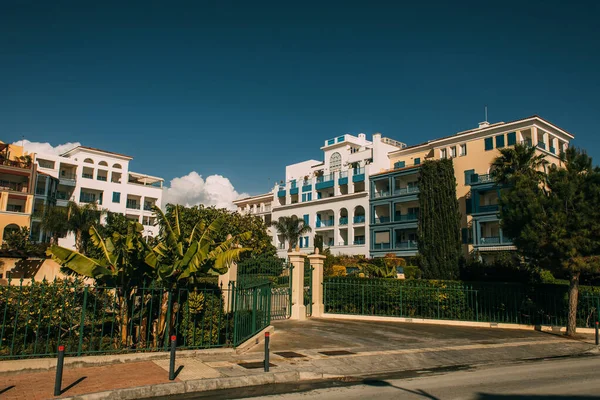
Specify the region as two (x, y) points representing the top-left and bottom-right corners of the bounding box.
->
(169, 335), (177, 380)
(595, 321), (599, 346)
(264, 331), (270, 372)
(54, 345), (65, 396)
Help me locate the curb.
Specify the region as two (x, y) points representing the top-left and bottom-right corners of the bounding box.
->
(63, 371), (341, 400)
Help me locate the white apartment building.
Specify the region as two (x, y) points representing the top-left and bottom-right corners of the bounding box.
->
(33, 146), (163, 247)
(270, 133), (406, 258)
(232, 192), (274, 239)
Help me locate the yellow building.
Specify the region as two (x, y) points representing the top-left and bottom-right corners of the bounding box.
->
(0, 142), (37, 244)
(368, 116), (573, 261)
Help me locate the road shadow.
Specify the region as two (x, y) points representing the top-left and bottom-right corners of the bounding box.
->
(477, 394), (600, 399)
(61, 376), (87, 394)
(0, 385), (15, 395)
(363, 379), (439, 400)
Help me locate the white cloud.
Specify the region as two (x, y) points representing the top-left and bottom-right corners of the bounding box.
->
(14, 140), (81, 156)
(163, 171), (249, 211)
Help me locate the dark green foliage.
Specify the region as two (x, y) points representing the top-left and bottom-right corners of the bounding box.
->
(459, 252), (537, 283)
(417, 159), (462, 279)
(163, 204), (276, 259)
(85, 212), (131, 259)
(314, 235), (324, 253)
(3, 227), (31, 251)
(179, 291), (227, 347)
(403, 266), (422, 279)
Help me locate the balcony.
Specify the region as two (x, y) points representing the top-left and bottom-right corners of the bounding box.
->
(80, 194), (97, 204)
(0, 181), (28, 193)
(394, 213), (418, 222)
(59, 172), (77, 186)
(550, 146), (556, 154)
(374, 216), (391, 224)
(353, 238), (365, 245)
(475, 204), (499, 213)
(126, 200), (140, 210)
(468, 173), (494, 185)
(372, 190), (390, 199)
(316, 220), (334, 228)
(352, 168), (365, 182)
(520, 139), (533, 147)
(339, 217), (348, 225)
(143, 203), (155, 211)
(393, 186), (419, 196)
(353, 215), (366, 224)
(315, 174), (334, 190)
(338, 171), (348, 186)
(537, 142), (546, 150)
(82, 173), (93, 179)
(476, 236), (513, 246)
(0, 158), (31, 170)
(373, 243), (391, 250)
(394, 240), (418, 250)
(277, 187), (286, 198)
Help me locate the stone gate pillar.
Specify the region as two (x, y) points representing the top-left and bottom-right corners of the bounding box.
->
(308, 249), (326, 318)
(288, 247), (307, 320)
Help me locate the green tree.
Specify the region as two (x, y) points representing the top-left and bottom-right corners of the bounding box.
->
(85, 212), (130, 258)
(4, 226), (31, 251)
(47, 222), (153, 346)
(496, 147), (600, 335)
(417, 159), (462, 279)
(491, 143), (548, 185)
(66, 201), (101, 254)
(271, 216), (312, 252)
(162, 204), (275, 258)
(314, 235), (324, 253)
(38, 205), (68, 245)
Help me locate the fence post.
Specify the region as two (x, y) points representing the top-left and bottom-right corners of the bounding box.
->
(437, 287), (440, 320)
(232, 281), (238, 345)
(307, 250), (326, 317)
(77, 286), (89, 356)
(169, 335), (177, 380)
(252, 287), (258, 334)
(475, 290), (479, 322)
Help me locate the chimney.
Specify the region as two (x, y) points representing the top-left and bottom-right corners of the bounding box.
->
(358, 133), (366, 141)
(478, 121), (490, 129)
(372, 133), (381, 141)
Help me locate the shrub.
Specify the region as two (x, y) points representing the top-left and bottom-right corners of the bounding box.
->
(403, 266), (422, 279)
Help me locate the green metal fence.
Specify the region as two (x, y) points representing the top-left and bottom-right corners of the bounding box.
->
(238, 258), (292, 320)
(324, 277), (600, 328)
(304, 262), (313, 317)
(0, 278), (271, 359)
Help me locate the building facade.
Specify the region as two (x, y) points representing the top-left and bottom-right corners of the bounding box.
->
(369, 116), (573, 261)
(33, 145), (164, 247)
(270, 133), (406, 258)
(0, 142), (37, 244)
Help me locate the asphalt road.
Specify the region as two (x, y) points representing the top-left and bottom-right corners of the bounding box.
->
(250, 355), (600, 400)
(177, 354), (600, 400)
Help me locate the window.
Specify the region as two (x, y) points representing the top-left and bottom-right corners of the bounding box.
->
(301, 193), (312, 202)
(464, 169), (475, 185)
(112, 163), (122, 169)
(112, 192), (121, 203)
(304, 237), (309, 247)
(440, 149), (447, 159)
(450, 146), (457, 158)
(38, 159), (55, 169)
(303, 214), (309, 226)
(484, 137), (493, 151)
(459, 144), (467, 156)
(507, 132), (517, 146)
(83, 158), (94, 164)
(330, 152), (342, 172)
(414, 158), (420, 166)
(394, 161), (405, 169)
(496, 135), (505, 148)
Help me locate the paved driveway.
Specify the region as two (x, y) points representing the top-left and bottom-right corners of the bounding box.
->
(251, 318), (592, 354)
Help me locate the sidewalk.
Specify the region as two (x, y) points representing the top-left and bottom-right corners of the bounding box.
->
(0, 319), (596, 400)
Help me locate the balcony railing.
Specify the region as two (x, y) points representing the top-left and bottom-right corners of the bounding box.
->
(393, 186), (419, 196)
(373, 243), (391, 250)
(469, 173), (494, 185)
(477, 236), (513, 246)
(0, 181), (27, 193)
(395, 240), (418, 250)
(477, 204), (499, 213)
(97, 175), (107, 181)
(537, 142), (546, 150)
(278, 243), (286, 249)
(80, 194), (97, 203)
(339, 217), (348, 225)
(82, 173), (93, 179)
(0, 158), (31, 169)
(520, 139), (533, 147)
(126, 201), (140, 210)
(353, 215), (366, 223)
(394, 213), (418, 222)
(374, 216), (391, 224)
(550, 146), (556, 154)
(353, 238), (365, 245)
(144, 204), (155, 211)
(316, 220), (334, 228)
(373, 190), (390, 199)
(56, 191), (71, 200)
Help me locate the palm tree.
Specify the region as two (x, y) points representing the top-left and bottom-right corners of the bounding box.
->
(38, 205), (68, 245)
(271, 216), (312, 252)
(66, 201), (101, 254)
(491, 143), (548, 185)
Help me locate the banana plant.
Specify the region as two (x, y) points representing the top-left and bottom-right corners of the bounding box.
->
(145, 205), (252, 346)
(47, 221), (153, 347)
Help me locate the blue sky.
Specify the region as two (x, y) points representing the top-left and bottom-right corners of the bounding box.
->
(2, 0), (599, 204)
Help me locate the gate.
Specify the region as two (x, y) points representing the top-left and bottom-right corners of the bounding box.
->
(237, 258), (292, 320)
(304, 260), (313, 317)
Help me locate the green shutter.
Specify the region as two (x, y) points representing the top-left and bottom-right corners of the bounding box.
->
(464, 169), (475, 185)
(507, 132), (516, 146)
(484, 137), (493, 151)
(394, 161), (405, 169)
(496, 135), (505, 148)
(414, 158), (420, 165)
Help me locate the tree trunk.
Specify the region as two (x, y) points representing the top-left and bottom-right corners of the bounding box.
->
(119, 295), (129, 347)
(155, 291), (170, 348)
(567, 272), (580, 336)
(75, 230), (83, 254)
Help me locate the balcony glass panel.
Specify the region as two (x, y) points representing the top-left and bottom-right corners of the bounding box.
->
(339, 217), (348, 225)
(394, 213), (418, 222)
(353, 215), (365, 223)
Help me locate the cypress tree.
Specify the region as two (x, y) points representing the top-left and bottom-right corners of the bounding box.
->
(417, 158), (462, 279)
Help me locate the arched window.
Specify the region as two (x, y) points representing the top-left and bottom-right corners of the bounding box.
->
(98, 161), (108, 166)
(113, 163), (122, 169)
(330, 152), (342, 172)
(83, 158), (94, 164)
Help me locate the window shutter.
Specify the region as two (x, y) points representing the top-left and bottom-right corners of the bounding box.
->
(484, 137), (493, 151)
(507, 132), (516, 146)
